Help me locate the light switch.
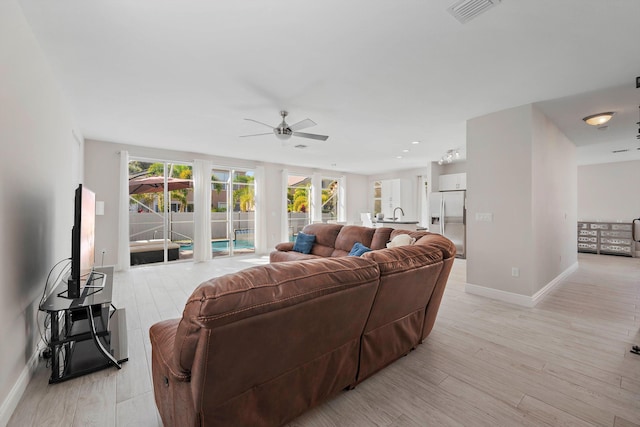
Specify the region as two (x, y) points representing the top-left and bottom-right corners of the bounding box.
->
(475, 212), (493, 222)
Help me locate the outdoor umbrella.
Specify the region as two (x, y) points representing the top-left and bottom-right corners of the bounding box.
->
(128, 176), (192, 195)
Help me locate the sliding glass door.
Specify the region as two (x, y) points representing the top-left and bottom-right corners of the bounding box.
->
(128, 160), (194, 265)
(210, 168), (255, 257)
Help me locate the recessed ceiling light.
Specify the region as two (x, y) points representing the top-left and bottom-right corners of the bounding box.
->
(402, 149), (409, 153)
(396, 156), (403, 159)
(411, 141), (420, 145)
(583, 112), (614, 126)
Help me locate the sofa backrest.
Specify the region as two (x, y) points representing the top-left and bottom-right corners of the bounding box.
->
(330, 225), (376, 256)
(390, 230), (457, 340)
(358, 243), (445, 381)
(300, 223), (343, 257)
(300, 223), (395, 257)
(173, 256), (380, 426)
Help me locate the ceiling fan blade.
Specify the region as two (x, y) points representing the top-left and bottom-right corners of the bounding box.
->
(239, 132), (273, 138)
(289, 118), (317, 132)
(244, 118), (275, 129)
(292, 131), (329, 141)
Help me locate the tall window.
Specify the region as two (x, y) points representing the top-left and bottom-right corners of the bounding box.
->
(322, 178), (339, 222)
(231, 170), (255, 255)
(210, 169), (230, 256)
(373, 180), (382, 217)
(287, 174), (311, 241)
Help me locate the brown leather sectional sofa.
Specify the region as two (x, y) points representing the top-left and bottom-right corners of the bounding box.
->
(150, 223), (456, 427)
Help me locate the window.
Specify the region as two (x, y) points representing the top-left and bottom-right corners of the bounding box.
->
(287, 174), (311, 241)
(373, 180), (382, 217)
(322, 178), (339, 222)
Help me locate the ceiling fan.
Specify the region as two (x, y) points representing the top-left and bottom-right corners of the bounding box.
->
(240, 111), (329, 141)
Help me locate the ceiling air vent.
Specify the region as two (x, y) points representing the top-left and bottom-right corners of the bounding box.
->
(447, 0), (502, 24)
(612, 149), (629, 154)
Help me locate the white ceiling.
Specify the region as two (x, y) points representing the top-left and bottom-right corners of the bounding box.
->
(17, 0), (640, 174)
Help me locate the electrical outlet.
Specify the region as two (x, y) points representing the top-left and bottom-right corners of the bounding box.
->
(511, 267), (519, 277)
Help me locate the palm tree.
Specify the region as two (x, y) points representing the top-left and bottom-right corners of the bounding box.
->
(289, 185), (310, 212)
(232, 175), (255, 212)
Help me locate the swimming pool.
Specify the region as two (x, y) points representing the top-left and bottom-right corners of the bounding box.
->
(179, 240), (255, 252)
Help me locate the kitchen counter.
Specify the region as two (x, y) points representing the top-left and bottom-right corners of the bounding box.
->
(373, 220), (420, 231)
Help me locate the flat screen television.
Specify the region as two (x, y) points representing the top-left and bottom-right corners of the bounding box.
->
(67, 184), (96, 298)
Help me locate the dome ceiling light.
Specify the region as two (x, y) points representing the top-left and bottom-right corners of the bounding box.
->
(582, 112), (614, 126)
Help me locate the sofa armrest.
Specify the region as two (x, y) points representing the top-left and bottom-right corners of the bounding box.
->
(275, 241), (295, 251)
(150, 319), (191, 382)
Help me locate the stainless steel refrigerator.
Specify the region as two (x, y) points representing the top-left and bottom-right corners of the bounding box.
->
(429, 190), (466, 258)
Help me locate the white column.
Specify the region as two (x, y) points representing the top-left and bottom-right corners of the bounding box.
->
(193, 159), (212, 262)
(281, 169), (290, 242)
(116, 150), (130, 271)
(254, 165), (267, 254)
(311, 173), (322, 223)
(338, 175), (347, 223)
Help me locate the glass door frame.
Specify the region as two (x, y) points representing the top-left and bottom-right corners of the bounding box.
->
(128, 157), (194, 265)
(210, 166), (256, 257)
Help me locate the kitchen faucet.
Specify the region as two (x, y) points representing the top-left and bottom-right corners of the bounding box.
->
(393, 207), (405, 221)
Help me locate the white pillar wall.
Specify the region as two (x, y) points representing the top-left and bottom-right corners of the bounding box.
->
(281, 169), (290, 242)
(338, 175), (347, 223)
(311, 173), (322, 223)
(466, 103), (577, 306)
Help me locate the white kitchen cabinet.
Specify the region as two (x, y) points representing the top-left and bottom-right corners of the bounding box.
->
(381, 179), (402, 219)
(439, 173), (466, 191)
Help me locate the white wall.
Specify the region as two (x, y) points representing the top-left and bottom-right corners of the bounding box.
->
(0, 0), (81, 423)
(578, 160), (640, 222)
(578, 160), (640, 254)
(531, 107), (577, 294)
(84, 140), (370, 265)
(466, 104), (577, 303)
(467, 105), (535, 296)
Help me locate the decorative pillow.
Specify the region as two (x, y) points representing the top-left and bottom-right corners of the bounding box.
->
(386, 234), (416, 248)
(349, 242), (372, 257)
(292, 232), (316, 254)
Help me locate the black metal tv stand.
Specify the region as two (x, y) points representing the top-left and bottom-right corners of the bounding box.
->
(40, 266), (128, 383)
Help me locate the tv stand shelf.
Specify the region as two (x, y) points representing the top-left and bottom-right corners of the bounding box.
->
(40, 266), (128, 384)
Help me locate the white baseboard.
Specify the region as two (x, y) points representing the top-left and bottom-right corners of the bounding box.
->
(0, 346), (42, 427)
(465, 262), (579, 308)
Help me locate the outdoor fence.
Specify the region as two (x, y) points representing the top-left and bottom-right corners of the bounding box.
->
(129, 211), (256, 243)
(129, 211), (335, 244)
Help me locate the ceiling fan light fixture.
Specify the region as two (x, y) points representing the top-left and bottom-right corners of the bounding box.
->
(583, 112), (614, 126)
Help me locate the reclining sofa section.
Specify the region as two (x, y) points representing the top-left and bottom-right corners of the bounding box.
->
(150, 224), (456, 427)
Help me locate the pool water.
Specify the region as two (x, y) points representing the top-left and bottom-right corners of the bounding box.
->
(179, 240), (255, 252)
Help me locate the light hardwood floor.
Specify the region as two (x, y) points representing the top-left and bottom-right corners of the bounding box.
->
(9, 253), (640, 426)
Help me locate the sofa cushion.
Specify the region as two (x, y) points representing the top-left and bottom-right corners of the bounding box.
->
(301, 223), (343, 257)
(293, 232), (315, 254)
(270, 250), (321, 262)
(370, 227), (394, 250)
(386, 234), (416, 248)
(348, 242), (372, 257)
(331, 225), (376, 257)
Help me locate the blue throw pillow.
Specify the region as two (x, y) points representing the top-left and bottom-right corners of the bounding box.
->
(349, 242), (372, 257)
(293, 232), (316, 254)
